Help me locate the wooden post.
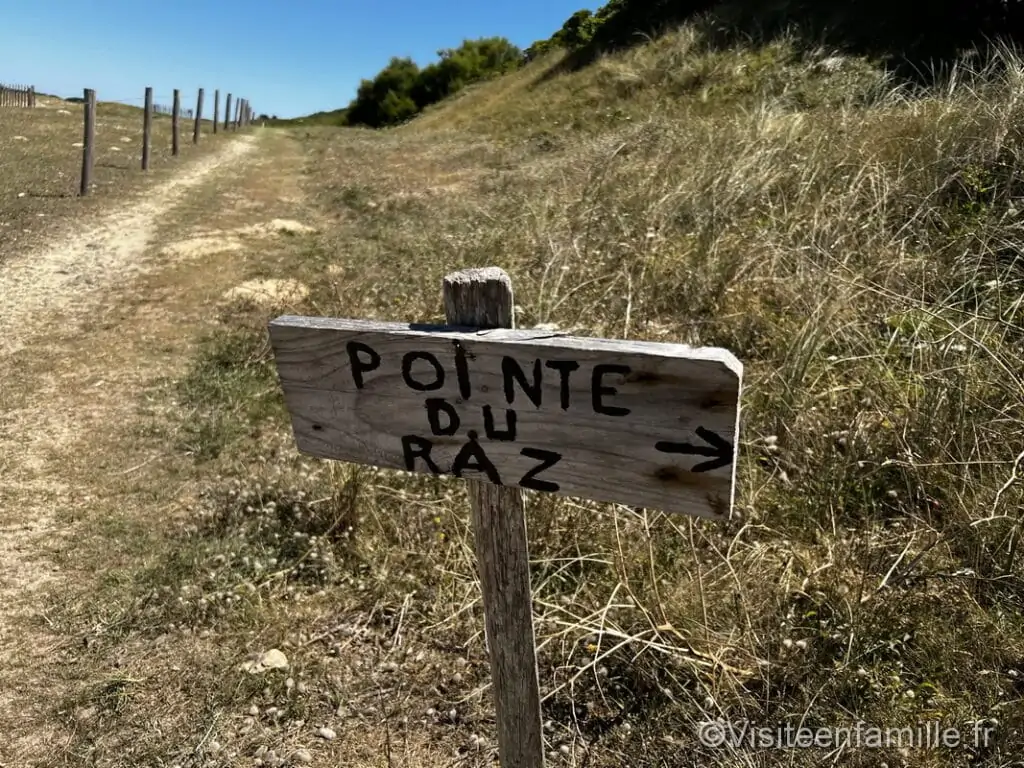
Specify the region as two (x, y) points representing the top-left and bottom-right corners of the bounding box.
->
(172, 89), (180, 156)
(80, 88), (96, 196)
(223, 93), (232, 131)
(193, 87), (204, 144)
(234, 99), (241, 130)
(442, 268), (546, 768)
(29, 86), (35, 108)
(213, 89), (219, 134)
(142, 86), (153, 170)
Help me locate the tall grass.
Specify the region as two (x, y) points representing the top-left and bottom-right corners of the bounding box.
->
(61, 25), (1024, 768)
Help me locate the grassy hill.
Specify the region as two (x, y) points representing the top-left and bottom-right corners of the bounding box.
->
(42, 14), (1024, 768)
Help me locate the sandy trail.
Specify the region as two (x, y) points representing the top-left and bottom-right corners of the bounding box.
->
(0, 136), (258, 358)
(0, 134), (260, 763)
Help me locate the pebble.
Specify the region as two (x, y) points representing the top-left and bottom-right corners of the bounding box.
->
(317, 726), (337, 740)
(293, 749), (313, 763)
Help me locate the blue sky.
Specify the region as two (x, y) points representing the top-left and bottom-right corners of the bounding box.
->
(0, 0), (601, 119)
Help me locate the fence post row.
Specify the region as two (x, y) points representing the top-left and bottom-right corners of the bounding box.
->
(0, 84), (37, 107)
(71, 83), (244, 200)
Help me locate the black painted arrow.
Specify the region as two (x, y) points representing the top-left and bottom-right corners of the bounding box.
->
(655, 426), (733, 473)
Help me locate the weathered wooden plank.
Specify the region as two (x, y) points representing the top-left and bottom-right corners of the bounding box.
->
(268, 316), (742, 519)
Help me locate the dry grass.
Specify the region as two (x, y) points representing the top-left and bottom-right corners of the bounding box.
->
(16, 24), (1024, 768)
(0, 95), (224, 262)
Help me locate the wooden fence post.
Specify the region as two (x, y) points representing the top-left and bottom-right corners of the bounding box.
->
(233, 99), (241, 130)
(442, 268), (546, 768)
(193, 87), (204, 144)
(29, 86), (36, 107)
(172, 89), (181, 156)
(142, 86), (153, 170)
(224, 93), (232, 131)
(80, 88), (96, 196)
(213, 89), (220, 134)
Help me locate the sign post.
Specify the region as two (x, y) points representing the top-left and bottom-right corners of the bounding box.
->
(268, 267), (743, 767)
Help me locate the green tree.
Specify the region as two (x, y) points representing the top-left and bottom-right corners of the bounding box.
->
(346, 38), (523, 128)
(345, 56), (421, 128)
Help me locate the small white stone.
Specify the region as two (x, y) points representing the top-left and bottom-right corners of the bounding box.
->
(292, 748), (313, 763)
(317, 726), (337, 740)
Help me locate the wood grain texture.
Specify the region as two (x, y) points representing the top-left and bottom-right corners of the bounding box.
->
(268, 315), (742, 519)
(443, 267), (545, 768)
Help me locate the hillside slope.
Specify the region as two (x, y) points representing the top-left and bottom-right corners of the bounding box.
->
(6, 17), (1023, 768)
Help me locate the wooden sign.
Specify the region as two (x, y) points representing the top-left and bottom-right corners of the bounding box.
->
(268, 316), (742, 519)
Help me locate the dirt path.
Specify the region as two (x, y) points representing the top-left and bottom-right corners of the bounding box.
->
(0, 129), (317, 766)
